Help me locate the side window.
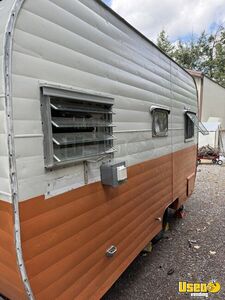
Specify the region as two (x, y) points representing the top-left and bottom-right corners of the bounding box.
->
(41, 86), (115, 167)
(185, 112), (195, 140)
(151, 108), (169, 137)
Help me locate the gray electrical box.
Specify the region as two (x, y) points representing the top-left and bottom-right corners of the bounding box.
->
(100, 161), (127, 187)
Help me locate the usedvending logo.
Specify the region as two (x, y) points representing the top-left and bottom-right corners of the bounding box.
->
(179, 280), (221, 297)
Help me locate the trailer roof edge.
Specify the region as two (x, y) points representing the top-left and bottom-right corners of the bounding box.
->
(95, 0), (196, 81)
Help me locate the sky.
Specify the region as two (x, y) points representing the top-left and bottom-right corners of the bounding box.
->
(102, 0), (225, 42)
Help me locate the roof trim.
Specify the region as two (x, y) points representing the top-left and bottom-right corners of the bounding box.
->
(186, 69), (204, 79)
(187, 69), (225, 90)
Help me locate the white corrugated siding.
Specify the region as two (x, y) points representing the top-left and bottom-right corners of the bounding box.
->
(11, 0), (198, 201)
(0, 0), (16, 201)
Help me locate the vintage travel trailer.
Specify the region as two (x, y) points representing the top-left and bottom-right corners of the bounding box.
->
(0, 0), (205, 299)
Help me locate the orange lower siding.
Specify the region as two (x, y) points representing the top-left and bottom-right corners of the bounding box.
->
(0, 202), (26, 299)
(0, 145), (196, 300)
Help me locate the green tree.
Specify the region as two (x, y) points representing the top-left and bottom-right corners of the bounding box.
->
(173, 37), (200, 70)
(213, 30), (225, 86)
(156, 26), (225, 88)
(157, 30), (174, 56)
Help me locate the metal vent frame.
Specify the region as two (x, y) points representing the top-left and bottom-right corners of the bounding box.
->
(40, 85), (115, 168)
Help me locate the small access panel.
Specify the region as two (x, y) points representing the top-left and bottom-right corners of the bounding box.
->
(100, 162), (127, 187)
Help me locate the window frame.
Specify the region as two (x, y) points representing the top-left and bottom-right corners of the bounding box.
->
(150, 105), (170, 137)
(184, 111), (195, 142)
(40, 85), (115, 168)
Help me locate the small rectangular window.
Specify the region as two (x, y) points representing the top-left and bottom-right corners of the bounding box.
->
(41, 86), (115, 167)
(151, 107), (169, 137)
(185, 112), (195, 140)
(185, 112), (209, 141)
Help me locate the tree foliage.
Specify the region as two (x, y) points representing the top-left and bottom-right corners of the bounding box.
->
(156, 30), (174, 56)
(156, 27), (225, 87)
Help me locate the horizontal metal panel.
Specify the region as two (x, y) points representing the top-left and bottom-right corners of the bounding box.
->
(0, 0), (14, 34)
(16, 156), (45, 180)
(0, 36), (5, 57)
(0, 134), (9, 156)
(0, 111), (7, 134)
(0, 95), (5, 111)
(18, 3), (172, 83)
(0, 55), (5, 94)
(12, 74), (41, 99)
(13, 38), (172, 101)
(16, 176), (46, 202)
(0, 156), (10, 179)
(14, 137), (44, 159)
(13, 8), (193, 98)
(13, 120), (42, 136)
(0, 177), (11, 196)
(13, 97), (41, 121)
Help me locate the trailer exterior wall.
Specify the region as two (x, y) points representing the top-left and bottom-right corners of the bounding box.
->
(12, 0), (197, 201)
(0, 0), (197, 299)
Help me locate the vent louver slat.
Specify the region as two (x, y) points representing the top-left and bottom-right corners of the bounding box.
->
(50, 100), (114, 114)
(51, 117), (115, 128)
(53, 133), (115, 146)
(49, 96), (115, 165)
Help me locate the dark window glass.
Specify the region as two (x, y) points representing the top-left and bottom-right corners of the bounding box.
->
(185, 113), (195, 140)
(152, 109), (169, 137)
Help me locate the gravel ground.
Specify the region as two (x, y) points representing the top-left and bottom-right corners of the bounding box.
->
(103, 164), (225, 300)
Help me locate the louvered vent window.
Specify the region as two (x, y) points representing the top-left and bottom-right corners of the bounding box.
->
(41, 86), (115, 167)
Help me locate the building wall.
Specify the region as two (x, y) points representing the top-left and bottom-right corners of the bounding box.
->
(202, 77), (225, 129)
(199, 131), (219, 148)
(193, 76), (202, 114)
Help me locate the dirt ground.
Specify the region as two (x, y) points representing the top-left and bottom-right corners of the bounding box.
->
(103, 164), (225, 300)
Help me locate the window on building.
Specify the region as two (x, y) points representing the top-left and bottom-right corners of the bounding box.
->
(151, 106), (170, 137)
(41, 86), (115, 167)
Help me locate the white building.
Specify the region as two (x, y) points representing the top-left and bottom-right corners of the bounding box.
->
(198, 120), (221, 149)
(187, 70), (225, 149)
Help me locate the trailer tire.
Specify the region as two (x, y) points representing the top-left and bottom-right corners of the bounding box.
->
(217, 160), (223, 166)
